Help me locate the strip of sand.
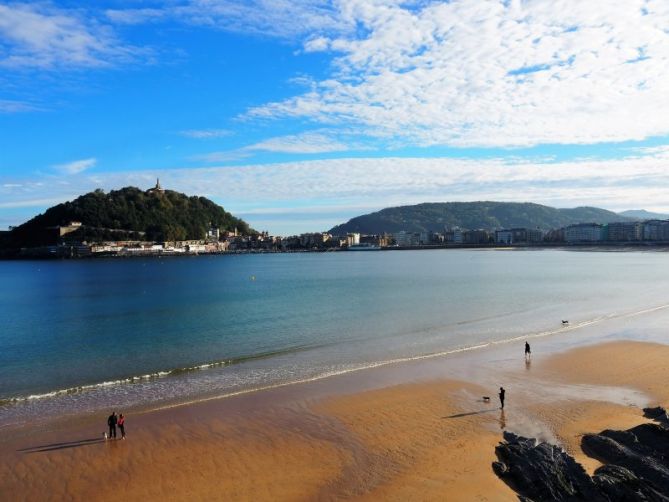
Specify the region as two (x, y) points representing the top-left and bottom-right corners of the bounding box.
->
(2, 340), (668, 501)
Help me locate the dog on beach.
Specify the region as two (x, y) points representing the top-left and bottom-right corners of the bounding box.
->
(482, 396), (490, 403)
(561, 320), (569, 325)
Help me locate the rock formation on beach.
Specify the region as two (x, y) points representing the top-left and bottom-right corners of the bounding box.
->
(493, 407), (669, 501)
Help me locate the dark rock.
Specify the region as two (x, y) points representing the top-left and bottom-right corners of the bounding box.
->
(645, 407), (669, 427)
(493, 408), (669, 501)
(593, 464), (669, 501)
(493, 431), (603, 501)
(583, 424), (669, 494)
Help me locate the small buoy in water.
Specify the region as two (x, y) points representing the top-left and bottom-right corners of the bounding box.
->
(250, 275), (256, 281)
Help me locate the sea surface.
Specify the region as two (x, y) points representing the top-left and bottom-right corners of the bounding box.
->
(2, 248), (669, 427)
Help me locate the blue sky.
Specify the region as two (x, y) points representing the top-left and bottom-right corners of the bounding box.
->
(2, 1), (669, 235)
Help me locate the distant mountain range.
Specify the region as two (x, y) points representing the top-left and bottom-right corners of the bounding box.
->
(5, 186), (252, 249)
(618, 209), (669, 220)
(329, 202), (637, 235)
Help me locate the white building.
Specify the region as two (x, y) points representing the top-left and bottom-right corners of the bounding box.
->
(347, 233), (360, 246)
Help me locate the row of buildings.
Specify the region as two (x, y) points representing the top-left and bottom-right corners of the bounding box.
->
(389, 220), (669, 247)
(16, 218), (669, 258)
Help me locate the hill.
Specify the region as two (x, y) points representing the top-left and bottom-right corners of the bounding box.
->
(618, 209), (669, 220)
(7, 186), (252, 248)
(329, 202), (632, 235)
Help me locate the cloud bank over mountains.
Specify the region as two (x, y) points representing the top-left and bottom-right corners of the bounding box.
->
(4, 147), (669, 234)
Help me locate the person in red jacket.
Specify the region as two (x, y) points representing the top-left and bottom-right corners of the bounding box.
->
(118, 413), (126, 439)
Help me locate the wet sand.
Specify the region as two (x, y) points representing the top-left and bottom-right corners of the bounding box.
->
(2, 340), (668, 501)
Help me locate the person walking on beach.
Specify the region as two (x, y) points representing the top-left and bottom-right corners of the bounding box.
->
(118, 413), (126, 439)
(499, 387), (506, 410)
(107, 412), (117, 440)
(525, 341), (531, 360)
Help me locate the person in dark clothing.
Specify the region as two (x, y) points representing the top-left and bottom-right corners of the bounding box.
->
(107, 412), (117, 439)
(118, 413), (126, 439)
(525, 341), (531, 360)
(499, 387), (505, 410)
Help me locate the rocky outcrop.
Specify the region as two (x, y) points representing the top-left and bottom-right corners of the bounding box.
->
(493, 432), (602, 501)
(493, 407), (669, 501)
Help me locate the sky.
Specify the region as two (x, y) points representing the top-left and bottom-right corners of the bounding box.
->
(1, 0), (669, 235)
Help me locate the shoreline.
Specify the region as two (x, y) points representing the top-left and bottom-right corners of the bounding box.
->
(3, 331), (669, 499)
(3, 241), (669, 260)
(4, 299), (669, 433)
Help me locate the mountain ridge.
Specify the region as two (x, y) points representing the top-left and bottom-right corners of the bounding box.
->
(329, 201), (634, 235)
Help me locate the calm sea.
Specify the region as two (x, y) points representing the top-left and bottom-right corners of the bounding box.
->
(2, 248), (669, 427)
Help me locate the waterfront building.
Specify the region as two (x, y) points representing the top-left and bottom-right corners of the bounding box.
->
(393, 231), (420, 246)
(564, 223), (603, 243)
(419, 231), (433, 245)
(605, 222), (642, 242)
(464, 229), (492, 244)
(643, 220), (669, 241)
(346, 233), (361, 246)
(206, 227), (220, 242)
(526, 228), (544, 243)
(444, 227), (463, 244)
(495, 228), (543, 244)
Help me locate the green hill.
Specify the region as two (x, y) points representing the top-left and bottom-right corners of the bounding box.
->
(329, 202), (632, 235)
(7, 186), (253, 248)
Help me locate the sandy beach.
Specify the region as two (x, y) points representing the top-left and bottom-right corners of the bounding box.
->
(2, 338), (668, 501)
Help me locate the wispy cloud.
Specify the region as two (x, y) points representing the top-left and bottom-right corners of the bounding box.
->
(245, 132), (350, 154)
(0, 3), (141, 69)
(0, 98), (40, 113)
(53, 158), (97, 175)
(246, 0), (669, 148)
(192, 131), (354, 162)
(104, 8), (168, 25)
(179, 129), (232, 139)
(105, 1), (349, 38)
(190, 151), (252, 162)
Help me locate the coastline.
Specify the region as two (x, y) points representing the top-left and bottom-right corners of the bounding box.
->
(4, 241), (669, 260)
(5, 299), (669, 433)
(3, 325), (669, 500)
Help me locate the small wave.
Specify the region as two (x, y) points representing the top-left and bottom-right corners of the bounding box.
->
(3, 303), (669, 408)
(147, 302), (669, 412)
(0, 344), (321, 405)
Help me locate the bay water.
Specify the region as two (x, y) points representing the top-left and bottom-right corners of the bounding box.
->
(2, 248), (669, 427)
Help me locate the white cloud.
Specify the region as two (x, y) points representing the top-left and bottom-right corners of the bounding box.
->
(53, 158), (97, 175)
(192, 131), (358, 161)
(0, 3), (139, 68)
(190, 151), (252, 162)
(245, 132), (350, 153)
(304, 36), (331, 52)
(247, 0), (669, 147)
(179, 129), (232, 139)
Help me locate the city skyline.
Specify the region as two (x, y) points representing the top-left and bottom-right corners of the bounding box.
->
(2, 1), (669, 235)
